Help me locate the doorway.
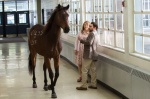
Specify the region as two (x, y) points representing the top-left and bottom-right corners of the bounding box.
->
(0, 0), (29, 37)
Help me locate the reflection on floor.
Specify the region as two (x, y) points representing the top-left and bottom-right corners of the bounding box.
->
(0, 41), (121, 99)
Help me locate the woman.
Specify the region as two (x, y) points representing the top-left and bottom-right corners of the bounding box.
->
(74, 21), (90, 82)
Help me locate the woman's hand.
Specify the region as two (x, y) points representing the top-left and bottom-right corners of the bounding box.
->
(74, 50), (78, 55)
(78, 36), (82, 41)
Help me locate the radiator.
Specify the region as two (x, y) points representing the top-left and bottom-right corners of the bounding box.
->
(132, 68), (150, 99)
(96, 55), (133, 99)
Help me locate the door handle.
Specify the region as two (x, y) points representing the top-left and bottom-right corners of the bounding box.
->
(18, 23), (28, 25)
(6, 24), (16, 26)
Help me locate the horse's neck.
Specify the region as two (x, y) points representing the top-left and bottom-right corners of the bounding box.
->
(48, 24), (61, 44)
(48, 24), (61, 39)
(39, 23), (61, 50)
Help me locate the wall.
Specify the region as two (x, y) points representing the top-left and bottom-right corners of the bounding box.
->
(29, 0), (38, 27)
(41, 0), (58, 25)
(29, 0), (58, 27)
(37, 0), (41, 24)
(61, 34), (150, 99)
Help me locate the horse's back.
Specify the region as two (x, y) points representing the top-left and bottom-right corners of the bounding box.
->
(30, 24), (44, 30)
(28, 24), (45, 48)
(29, 24), (44, 34)
(29, 24), (44, 40)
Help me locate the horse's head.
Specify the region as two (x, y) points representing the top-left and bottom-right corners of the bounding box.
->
(55, 4), (70, 33)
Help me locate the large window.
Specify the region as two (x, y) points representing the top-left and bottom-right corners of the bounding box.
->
(4, 1), (16, 11)
(59, 0), (150, 58)
(17, 0), (28, 11)
(134, 0), (150, 55)
(62, 0), (81, 35)
(4, 0), (28, 12)
(85, 0), (124, 50)
(0, 2), (2, 12)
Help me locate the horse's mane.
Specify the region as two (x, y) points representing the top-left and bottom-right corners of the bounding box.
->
(42, 4), (64, 49)
(43, 5), (63, 34)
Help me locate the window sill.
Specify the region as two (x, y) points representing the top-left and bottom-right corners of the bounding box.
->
(130, 53), (150, 61)
(100, 45), (125, 53)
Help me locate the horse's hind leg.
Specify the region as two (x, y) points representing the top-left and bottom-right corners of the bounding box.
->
(32, 66), (37, 88)
(43, 62), (48, 91)
(44, 57), (57, 98)
(29, 53), (37, 88)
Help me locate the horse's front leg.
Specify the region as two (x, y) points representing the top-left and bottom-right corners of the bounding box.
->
(43, 62), (48, 91)
(45, 58), (57, 98)
(48, 56), (60, 98)
(53, 56), (60, 86)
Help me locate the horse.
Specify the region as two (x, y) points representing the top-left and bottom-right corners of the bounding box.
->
(28, 4), (70, 98)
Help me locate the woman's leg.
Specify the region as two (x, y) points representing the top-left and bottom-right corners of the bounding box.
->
(77, 64), (82, 82)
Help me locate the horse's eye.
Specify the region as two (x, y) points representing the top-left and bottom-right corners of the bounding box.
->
(63, 11), (66, 15)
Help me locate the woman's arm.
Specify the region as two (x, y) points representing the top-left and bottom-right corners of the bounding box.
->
(80, 32), (94, 45)
(74, 32), (81, 50)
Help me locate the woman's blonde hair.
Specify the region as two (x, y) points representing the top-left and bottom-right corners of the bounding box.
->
(81, 21), (90, 33)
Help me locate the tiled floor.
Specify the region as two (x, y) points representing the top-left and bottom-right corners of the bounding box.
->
(0, 40), (122, 99)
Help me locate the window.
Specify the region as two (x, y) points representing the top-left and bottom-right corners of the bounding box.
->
(17, 0), (28, 11)
(0, 2), (2, 12)
(7, 13), (15, 24)
(4, 1), (16, 12)
(62, 0), (81, 35)
(85, 0), (124, 49)
(19, 14), (27, 23)
(4, 0), (29, 12)
(134, 0), (150, 55)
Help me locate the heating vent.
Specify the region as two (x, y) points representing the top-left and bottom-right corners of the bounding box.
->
(98, 55), (132, 73)
(132, 69), (150, 83)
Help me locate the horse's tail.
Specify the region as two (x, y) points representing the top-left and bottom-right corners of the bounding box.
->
(28, 53), (33, 75)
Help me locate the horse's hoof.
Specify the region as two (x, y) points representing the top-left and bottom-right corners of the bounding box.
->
(48, 85), (52, 90)
(51, 93), (57, 98)
(33, 84), (37, 88)
(43, 86), (48, 91)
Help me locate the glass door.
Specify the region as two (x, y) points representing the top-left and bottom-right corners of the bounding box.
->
(3, 0), (29, 37)
(0, 2), (3, 35)
(17, 11), (29, 34)
(0, 12), (3, 35)
(4, 0), (17, 35)
(5, 12), (17, 34)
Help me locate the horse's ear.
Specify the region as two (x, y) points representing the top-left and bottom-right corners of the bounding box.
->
(58, 4), (61, 9)
(65, 5), (69, 10)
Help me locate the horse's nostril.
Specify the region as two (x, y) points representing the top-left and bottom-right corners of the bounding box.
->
(64, 27), (70, 33)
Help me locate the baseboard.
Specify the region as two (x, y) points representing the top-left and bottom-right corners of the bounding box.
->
(97, 80), (128, 99)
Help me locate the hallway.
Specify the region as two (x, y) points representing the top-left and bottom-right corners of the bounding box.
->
(0, 41), (121, 99)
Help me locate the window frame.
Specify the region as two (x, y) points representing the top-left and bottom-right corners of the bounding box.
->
(62, 0), (81, 36)
(85, 0), (125, 50)
(134, 0), (150, 56)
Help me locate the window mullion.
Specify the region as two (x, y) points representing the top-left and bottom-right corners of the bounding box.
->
(143, 36), (144, 53)
(114, 0), (116, 47)
(142, 14), (144, 53)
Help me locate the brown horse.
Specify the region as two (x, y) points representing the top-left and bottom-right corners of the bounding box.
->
(28, 4), (70, 98)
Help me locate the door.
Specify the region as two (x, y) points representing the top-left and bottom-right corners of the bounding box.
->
(17, 11), (29, 34)
(5, 11), (29, 36)
(5, 12), (17, 35)
(1, 0), (29, 37)
(0, 12), (3, 35)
